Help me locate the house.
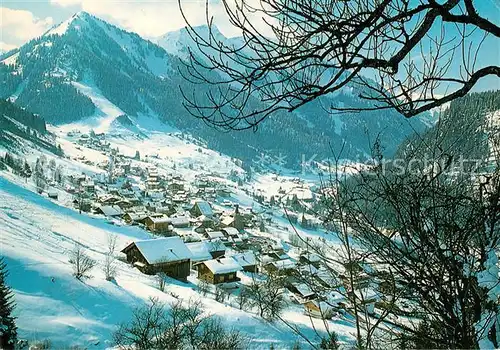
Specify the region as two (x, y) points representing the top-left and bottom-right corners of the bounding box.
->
(303, 300), (336, 319)
(186, 241), (213, 264)
(170, 216), (190, 228)
(123, 212), (150, 225)
(222, 227), (244, 244)
(205, 231), (226, 241)
(47, 189), (58, 200)
(197, 257), (243, 284)
(263, 259), (297, 275)
(121, 237), (192, 280)
(230, 251), (257, 273)
(288, 282), (316, 302)
(144, 216), (171, 233)
(190, 200), (214, 217)
(205, 239), (226, 259)
(97, 205), (123, 217)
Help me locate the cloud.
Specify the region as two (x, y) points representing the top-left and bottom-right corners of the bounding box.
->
(0, 8), (54, 46)
(0, 41), (18, 52)
(49, 0), (82, 7)
(49, 0), (270, 38)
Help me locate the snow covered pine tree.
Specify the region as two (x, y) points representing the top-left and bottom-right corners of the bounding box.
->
(0, 258), (17, 349)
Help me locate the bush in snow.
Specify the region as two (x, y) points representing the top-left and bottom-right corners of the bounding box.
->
(69, 243), (96, 280)
(198, 280), (210, 296)
(114, 297), (248, 349)
(214, 285), (228, 303)
(247, 275), (287, 321)
(0, 258), (17, 349)
(157, 273), (167, 292)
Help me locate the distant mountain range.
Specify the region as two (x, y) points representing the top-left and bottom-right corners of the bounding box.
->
(0, 11), (429, 168)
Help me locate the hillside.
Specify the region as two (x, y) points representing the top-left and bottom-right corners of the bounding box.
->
(0, 11), (428, 168)
(0, 99), (61, 154)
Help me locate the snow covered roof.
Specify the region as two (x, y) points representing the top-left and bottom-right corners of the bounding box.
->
(206, 239), (225, 252)
(148, 216), (171, 224)
(203, 258), (243, 274)
(125, 237), (192, 264)
(99, 205), (123, 217)
(193, 200), (213, 216)
(293, 283), (315, 298)
(170, 216), (190, 226)
(222, 227), (239, 236)
(186, 242), (213, 262)
(267, 259), (296, 270)
(221, 216), (234, 226)
(231, 252), (256, 267)
(206, 231), (225, 239)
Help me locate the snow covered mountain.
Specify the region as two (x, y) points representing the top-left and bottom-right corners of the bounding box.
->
(0, 11), (428, 167)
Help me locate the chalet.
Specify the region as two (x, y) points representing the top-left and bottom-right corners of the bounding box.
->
(99, 195), (120, 204)
(195, 215), (217, 229)
(170, 216), (190, 228)
(205, 231), (226, 241)
(144, 216), (171, 233)
(303, 300), (336, 319)
(263, 259), (297, 275)
(297, 263), (319, 276)
(97, 205), (123, 217)
(190, 200), (214, 217)
(197, 257), (243, 284)
(186, 241), (213, 264)
(115, 199), (133, 210)
(206, 239), (226, 259)
(121, 237), (192, 280)
(123, 212), (150, 225)
(47, 189), (58, 200)
(288, 283), (316, 302)
(230, 252), (257, 273)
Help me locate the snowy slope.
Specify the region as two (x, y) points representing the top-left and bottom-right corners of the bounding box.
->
(0, 175), (355, 348)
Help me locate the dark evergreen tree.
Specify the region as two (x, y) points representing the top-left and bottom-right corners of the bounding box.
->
(0, 258), (17, 349)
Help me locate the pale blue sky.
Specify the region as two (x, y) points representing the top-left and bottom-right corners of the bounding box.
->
(1, 0), (499, 91)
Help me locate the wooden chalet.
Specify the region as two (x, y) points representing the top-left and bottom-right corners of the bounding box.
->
(96, 205), (123, 217)
(144, 216), (171, 233)
(263, 259), (297, 275)
(121, 237), (192, 280)
(196, 257), (242, 284)
(190, 200), (214, 217)
(122, 212), (150, 225)
(303, 300), (336, 319)
(206, 239), (226, 259)
(230, 251), (257, 273)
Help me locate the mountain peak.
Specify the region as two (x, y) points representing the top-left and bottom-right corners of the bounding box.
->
(43, 11), (95, 37)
